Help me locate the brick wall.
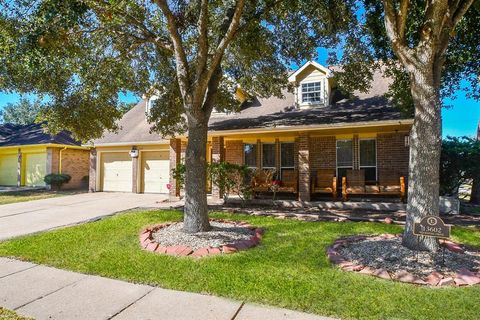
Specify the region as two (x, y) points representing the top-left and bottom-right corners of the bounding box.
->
(225, 140), (243, 165)
(377, 133), (409, 184)
(309, 136), (336, 174)
(59, 148), (90, 189)
(50, 148), (60, 174)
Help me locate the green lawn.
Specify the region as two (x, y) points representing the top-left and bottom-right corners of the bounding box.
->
(1, 210), (479, 320)
(0, 190), (79, 205)
(0, 307), (32, 320)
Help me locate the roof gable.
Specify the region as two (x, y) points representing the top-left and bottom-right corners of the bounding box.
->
(287, 61), (333, 83)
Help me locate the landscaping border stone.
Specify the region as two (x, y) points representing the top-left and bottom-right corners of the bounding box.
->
(327, 234), (480, 287)
(139, 219), (264, 258)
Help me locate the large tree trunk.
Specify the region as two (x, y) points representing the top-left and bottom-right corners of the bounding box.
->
(402, 69), (442, 252)
(471, 177), (480, 204)
(183, 119), (211, 233)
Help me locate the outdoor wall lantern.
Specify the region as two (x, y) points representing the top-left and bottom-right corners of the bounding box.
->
(129, 146), (139, 158)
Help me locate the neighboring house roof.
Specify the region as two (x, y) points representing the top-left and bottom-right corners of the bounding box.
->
(93, 100), (165, 145)
(209, 68), (410, 132)
(0, 123), (82, 147)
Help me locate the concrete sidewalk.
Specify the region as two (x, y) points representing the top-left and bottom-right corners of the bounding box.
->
(0, 192), (169, 241)
(0, 258), (333, 320)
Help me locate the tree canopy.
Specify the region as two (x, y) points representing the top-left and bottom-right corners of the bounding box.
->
(0, 97), (44, 124)
(331, 0), (480, 116)
(0, 0), (354, 141)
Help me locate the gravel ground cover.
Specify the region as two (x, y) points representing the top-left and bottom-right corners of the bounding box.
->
(339, 237), (480, 277)
(152, 221), (254, 250)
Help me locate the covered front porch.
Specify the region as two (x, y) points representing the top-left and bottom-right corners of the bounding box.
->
(168, 121), (411, 202)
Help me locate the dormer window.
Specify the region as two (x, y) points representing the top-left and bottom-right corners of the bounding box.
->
(301, 82), (322, 104)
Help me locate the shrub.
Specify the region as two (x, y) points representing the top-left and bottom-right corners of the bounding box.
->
(440, 136), (480, 199)
(44, 174), (71, 190)
(172, 162), (253, 203)
(209, 162), (253, 202)
(171, 163), (186, 190)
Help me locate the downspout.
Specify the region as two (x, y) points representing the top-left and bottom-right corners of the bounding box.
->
(59, 147), (68, 174)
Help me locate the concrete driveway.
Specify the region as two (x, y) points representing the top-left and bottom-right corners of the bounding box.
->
(0, 192), (169, 241)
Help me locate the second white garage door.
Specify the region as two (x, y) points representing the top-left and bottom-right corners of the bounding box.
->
(142, 151), (170, 193)
(0, 154), (18, 186)
(101, 153), (132, 192)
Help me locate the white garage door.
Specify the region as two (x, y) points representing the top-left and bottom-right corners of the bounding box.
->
(142, 151), (170, 193)
(25, 153), (46, 187)
(101, 153), (132, 192)
(0, 154), (18, 186)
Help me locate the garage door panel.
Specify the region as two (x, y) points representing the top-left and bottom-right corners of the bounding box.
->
(0, 155), (18, 186)
(25, 153), (46, 187)
(102, 153), (132, 192)
(142, 151), (169, 193)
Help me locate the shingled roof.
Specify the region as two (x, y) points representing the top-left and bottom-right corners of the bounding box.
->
(93, 66), (412, 145)
(93, 100), (165, 145)
(208, 68), (410, 132)
(0, 123), (81, 147)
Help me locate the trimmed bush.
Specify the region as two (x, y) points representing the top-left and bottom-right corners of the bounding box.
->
(44, 174), (71, 190)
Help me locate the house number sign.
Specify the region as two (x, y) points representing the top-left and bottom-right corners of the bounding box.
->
(413, 215), (451, 239)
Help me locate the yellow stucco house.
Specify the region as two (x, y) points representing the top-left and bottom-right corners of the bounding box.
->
(0, 123), (90, 189)
(89, 61), (413, 201)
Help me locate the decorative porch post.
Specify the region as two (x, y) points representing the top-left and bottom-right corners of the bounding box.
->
(298, 133), (311, 201)
(169, 138), (181, 199)
(211, 136), (225, 200)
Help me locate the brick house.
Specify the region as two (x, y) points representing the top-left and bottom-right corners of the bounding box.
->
(89, 61), (413, 201)
(0, 123), (90, 189)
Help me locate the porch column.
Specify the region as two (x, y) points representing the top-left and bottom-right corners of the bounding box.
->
(275, 138), (280, 177)
(88, 149), (97, 192)
(169, 138), (181, 199)
(211, 136), (225, 200)
(298, 133), (311, 201)
(17, 149), (22, 187)
(256, 139), (262, 168)
(353, 134), (360, 170)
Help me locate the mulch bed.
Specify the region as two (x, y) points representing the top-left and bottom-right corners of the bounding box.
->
(328, 234), (480, 286)
(139, 219), (264, 258)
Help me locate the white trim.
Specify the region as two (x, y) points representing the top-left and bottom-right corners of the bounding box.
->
(300, 81), (324, 106)
(288, 61), (333, 82)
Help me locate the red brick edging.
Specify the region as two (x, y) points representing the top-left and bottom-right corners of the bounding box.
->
(327, 234), (480, 287)
(139, 219), (264, 258)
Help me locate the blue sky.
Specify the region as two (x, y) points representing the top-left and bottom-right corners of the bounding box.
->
(1, 50), (479, 138)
